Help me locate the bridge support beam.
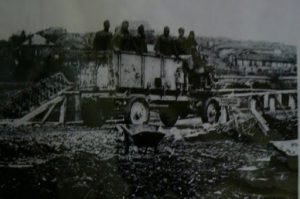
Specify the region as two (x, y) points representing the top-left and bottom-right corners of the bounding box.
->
(276, 94), (282, 106)
(75, 93), (82, 121)
(269, 97), (276, 113)
(59, 96), (67, 124)
(219, 106), (227, 124)
(263, 94), (269, 109)
(288, 95), (296, 110)
(250, 98), (256, 110)
(250, 98), (270, 135)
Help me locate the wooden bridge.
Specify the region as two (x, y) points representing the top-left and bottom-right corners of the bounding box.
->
(217, 89), (297, 135)
(0, 73), (297, 128)
(0, 73), (75, 127)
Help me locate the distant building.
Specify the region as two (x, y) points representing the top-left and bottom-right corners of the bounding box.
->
(226, 51), (296, 75)
(20, 34), (55, 57)
(23, 34), (54, 46)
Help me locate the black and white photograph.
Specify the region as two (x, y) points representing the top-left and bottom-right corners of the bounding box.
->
(0, 0), (298, 198)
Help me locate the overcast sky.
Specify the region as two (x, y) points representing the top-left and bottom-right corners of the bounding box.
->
(0, 0), (299, 45)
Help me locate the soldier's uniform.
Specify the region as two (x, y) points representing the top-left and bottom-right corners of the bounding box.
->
(134, 25), (148, 53)
(154, 35), (175, 56)
(175, 36), (187, 55)
(134, 35), (147, 53)
(93, 30), (113, 51)
(113, 21), (137, 52)
(186, 32), (198, 54)
(175, 28), (187, 55)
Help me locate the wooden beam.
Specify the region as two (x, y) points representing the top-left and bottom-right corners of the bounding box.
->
(59, 97), (67, 124)
(269, 97), (276, 113)
(41, 103), (57, 124)
(219, 106), (228, 124)
(288, 95), (296, 110)
(74, 93), (82, 121)
(250, 99), (270, 135)
(263, 94), (269, 109)
(13, 96), (64, 127)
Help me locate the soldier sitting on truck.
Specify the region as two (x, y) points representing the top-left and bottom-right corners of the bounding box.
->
(184, 31), (211, 89)
(175, 27), (187, 55)
(134, 25), (148, 54)
(93, 20), (113, 51)
(154, 26), (176, 56)
(186, 31), (198, 54)
(113, 20), (137, 52)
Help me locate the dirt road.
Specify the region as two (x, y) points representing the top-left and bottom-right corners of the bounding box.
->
(0, 123), (297, 199)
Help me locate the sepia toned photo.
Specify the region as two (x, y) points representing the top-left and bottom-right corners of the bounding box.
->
(0, 0), (298, 198)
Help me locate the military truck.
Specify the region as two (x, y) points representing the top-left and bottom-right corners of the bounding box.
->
(76, 51), (220, 127)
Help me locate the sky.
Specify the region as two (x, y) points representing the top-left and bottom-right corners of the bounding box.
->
(0, 0), (299, 46)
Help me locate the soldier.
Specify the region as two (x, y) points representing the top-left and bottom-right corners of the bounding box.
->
(134, 25), (148, 53)
(93, 20), (113, 51)
(186, 31), (198, 54)
(113, 20), (137, 52)
(175, 27), (187, 55)
(154, 26), (175, 56)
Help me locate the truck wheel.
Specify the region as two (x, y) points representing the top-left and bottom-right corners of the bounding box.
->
(125, 98), (150, 125)
(202, 99), (220, 124)
(159, 106), (179, 127)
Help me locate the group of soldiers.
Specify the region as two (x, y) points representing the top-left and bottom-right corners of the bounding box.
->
(93, 20), (199, 57)
(155, 26), (198, 56)
(93, 20), (148, 54)
(93, 20), (214, 89)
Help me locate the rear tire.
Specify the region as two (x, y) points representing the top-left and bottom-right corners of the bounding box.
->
(124, 98), (150, 125)
(159, 106), (179, 127)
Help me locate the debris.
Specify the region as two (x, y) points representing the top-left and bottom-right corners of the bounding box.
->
(270, 140), (298, 157)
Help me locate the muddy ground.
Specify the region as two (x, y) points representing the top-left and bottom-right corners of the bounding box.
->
(0, 121), (298, 199)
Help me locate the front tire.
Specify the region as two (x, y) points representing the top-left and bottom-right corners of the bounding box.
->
(202, 99), (220, 124)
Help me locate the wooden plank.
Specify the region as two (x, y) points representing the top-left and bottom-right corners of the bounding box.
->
(288, 95), (296, 110)
(222, 90), (296, 98)
(13, 96), (64, 127)
(269, 97), (276, 112)
(59, 97), (67, 124)
(74, 93), (81, 121)
(41, 103), (57, 124)
(250, 99), (270, 135)
(219, 106), (227, 124)
(263, 94), (269, 108)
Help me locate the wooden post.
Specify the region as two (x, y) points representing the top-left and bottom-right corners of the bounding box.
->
(219, 106), (227, 124)
(250, 98), (256, 110)
(288, 94), (296, 110)
(13, 96), (64, 127)
(75, 93), (82, 121)
(59, 96), (67, 124)
(249, 98), (270, 135)
(276, 94), (282, 105)
(42, 103), (56, 124)
(269, 97), (276, 113)
(263, 94), (269, 109)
